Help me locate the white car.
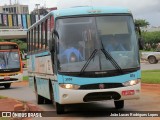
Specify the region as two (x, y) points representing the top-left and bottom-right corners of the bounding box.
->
(141, 50), (160, 64)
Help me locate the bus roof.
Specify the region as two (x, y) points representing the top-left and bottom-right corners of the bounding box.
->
(28, 6), (131, 30)
(52, 6), (131, 17)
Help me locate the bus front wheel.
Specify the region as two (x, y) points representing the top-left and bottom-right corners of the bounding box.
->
(114, 100), (124, 109)
(4, 83), (11, 89)
(56, 102), (65, 114)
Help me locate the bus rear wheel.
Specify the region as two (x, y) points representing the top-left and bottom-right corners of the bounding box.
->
(56, 102), (65, 114)
(4, 83), (11, 89)
(114, 100), (124, 109)
(36, 93), (45, 104)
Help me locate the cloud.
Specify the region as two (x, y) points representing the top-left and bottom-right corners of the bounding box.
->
(57, 0), (160, 26)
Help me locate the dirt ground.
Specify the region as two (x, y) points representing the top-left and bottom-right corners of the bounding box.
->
(12, 81), (29, 87)
(141, 83), (160, 95)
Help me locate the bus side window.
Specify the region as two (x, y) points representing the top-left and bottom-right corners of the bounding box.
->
(45, 19), (48, 49)
(41, 22), (44, 49)
(31, 29), (33, 52)
(37, 25), (40, 50)
(34, 27), (36, 51)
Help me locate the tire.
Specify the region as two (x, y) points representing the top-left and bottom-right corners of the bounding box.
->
(44, 98), (52, 104)
(114, 100), (124, 109)
(155, 60), (159, 64)
(4, 83), (11, 89)
(36, 93), (45, 104)
(148, 56), (157, 64)
(56, 102), (65, 114)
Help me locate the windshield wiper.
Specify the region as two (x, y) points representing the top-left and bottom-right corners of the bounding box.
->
(101, 48), (123, 73)
(79, 49), (98, 75)
(6, 49), (12, 65)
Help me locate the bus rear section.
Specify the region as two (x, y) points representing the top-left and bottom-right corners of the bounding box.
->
(0, 42), (23, 89)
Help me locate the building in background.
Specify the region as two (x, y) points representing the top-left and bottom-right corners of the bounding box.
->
(0, 4), (29, 14)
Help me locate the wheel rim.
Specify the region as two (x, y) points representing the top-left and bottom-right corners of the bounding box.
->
(149, 57), (156, 63)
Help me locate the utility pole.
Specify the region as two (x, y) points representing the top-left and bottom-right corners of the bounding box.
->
(35, 4), (40, 20)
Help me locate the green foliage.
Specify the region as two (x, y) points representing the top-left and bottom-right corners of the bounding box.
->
(135, 19), (150, 27)
(142, 31), (160, 51)
(142, 31), (160, 43)
(142, 70), (160, 84)
(0, 96), (7, 99)
(0, 38), (6, 42)
(10, 39), (27, 51)
(23, 76), (29, 81)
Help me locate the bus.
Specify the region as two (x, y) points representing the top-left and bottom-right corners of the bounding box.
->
(27, 6), (143, 114)
(0, 42), (23, 89)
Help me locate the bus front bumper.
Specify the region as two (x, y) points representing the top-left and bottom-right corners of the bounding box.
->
(57, 83), (141, 104)
(0, 73), (23, 84)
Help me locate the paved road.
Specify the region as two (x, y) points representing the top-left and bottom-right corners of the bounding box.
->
(141, 62), (160, 70)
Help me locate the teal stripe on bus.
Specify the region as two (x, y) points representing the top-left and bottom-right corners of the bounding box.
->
(27, 51), (50, 57)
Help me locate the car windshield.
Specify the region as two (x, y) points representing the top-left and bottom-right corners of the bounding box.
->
(56, 15), (139, 73)
(0, 51), (20, 69)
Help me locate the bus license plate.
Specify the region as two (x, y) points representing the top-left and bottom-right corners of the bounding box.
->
(4, 77), (10, 80)
(122, 90), (135, 96)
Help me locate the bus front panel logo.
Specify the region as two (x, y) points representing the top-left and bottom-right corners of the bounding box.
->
(99, 84), (105, 89)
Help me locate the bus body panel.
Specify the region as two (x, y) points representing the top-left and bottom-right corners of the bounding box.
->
(28, 76), (35, 91)
(28, 53), (54, 99)
(36, 77), (51, 100)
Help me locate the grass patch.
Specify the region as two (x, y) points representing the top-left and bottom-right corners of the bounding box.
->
(0, 118), (10, 120)
(0, 96), (7, 99)
(142, 70), (160, 84)
(23, 76), (28, 81)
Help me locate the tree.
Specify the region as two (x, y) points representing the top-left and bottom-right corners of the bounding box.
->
(10, 39), (27, 52)
(142, 31), (160, 51)
(135, 19), (150, 28)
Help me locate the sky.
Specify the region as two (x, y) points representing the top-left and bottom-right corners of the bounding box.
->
(0, 0), (160, 27)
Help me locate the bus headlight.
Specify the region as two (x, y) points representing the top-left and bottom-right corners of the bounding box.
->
(122, 79), (140, 86)
(59, 84), (80, 89)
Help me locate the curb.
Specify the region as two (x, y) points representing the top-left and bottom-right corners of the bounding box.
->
(14, 103), (42, 112)
(14, 103), (29, 111)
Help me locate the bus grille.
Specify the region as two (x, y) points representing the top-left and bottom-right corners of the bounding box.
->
(79, 83), (123, 90)
(83, 92), (121, 102)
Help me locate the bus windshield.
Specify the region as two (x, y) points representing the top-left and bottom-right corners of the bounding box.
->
(0, 51), (20, 69)
(56, 15), (139, 73)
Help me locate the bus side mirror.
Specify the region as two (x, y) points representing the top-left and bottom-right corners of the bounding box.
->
(138, 37), (144, 50)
